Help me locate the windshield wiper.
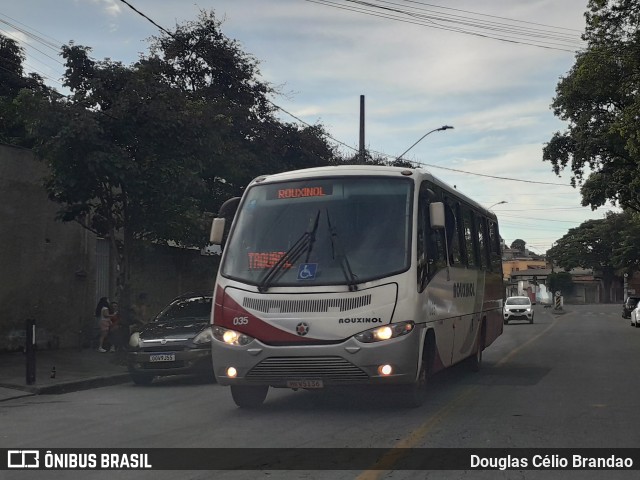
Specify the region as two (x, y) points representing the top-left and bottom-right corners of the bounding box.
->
(257, 210), (321, 293)
(326, 209), (358, 291)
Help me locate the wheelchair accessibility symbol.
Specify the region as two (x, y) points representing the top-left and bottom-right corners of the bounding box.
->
(297, 263), (318, 281)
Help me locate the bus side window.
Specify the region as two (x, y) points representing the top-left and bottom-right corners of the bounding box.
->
(462, 207), (477, 268)
(444, 200), (461, 265)
(488, 221), (502, 272)
(455, 203), (468, 266)
(476, 213), (488, 270)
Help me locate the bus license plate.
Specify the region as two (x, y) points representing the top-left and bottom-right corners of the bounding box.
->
(149, 353), (175, 362)
(286, 379), (323, 389)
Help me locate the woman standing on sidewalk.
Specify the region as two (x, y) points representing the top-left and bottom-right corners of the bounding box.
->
(95, 297), (113, 353)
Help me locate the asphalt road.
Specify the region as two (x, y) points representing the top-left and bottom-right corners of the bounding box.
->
(2, 304), (640, 480)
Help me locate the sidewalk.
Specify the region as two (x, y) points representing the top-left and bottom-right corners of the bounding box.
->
(0, 347), (131, 402)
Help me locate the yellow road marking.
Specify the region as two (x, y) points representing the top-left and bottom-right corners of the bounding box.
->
(356, 388), (477, 479)
(495, 313), (563, 367)
(357, 311), (566, 478)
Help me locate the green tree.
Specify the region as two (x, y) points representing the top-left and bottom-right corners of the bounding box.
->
(0, 34), (51, 146)
(546, 214), (622, 302)
(16, 11), (337, 313)
(543, 0), (640, 212)
(546, 272), (575, 297)
(510, 239), (526, 253)
(609, 210), (640, 274)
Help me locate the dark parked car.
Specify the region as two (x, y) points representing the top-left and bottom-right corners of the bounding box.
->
(622, 296), (640, 319)
(127, 293), (214, 385)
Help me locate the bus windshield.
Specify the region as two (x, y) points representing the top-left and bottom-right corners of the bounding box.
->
(220, 176), (413, 288)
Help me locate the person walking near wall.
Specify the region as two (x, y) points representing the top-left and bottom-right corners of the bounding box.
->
(95, 297), (113, 353)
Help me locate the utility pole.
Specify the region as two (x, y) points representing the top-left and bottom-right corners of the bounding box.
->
(359, 95), (365, 162)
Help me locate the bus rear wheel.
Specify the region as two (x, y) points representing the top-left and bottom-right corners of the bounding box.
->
(231, 385), (269, 408)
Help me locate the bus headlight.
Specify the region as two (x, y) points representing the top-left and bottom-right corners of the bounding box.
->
(212, 326), (254, 346)
(354, 321), (415, 343)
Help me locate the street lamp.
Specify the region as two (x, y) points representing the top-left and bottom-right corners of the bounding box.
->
(488, 200), (508, 209)
(396, 125), (454, 161)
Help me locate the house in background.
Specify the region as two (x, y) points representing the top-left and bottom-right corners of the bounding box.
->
(508, 267), (621, 305)
(501, 245), (548, 283)
(499, 241), (622, 304)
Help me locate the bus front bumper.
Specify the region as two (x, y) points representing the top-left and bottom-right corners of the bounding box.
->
(211, 328), (423, 388)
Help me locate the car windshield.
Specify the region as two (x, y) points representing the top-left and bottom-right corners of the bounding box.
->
(154, 297), (212, 322)
(506, 297), (531, 305)
(220, 176), (413, 287)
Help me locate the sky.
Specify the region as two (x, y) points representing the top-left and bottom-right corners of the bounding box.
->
(1, 0), (613, 254)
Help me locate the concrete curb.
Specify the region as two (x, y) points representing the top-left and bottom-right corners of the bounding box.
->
(0, 373), (131, 401)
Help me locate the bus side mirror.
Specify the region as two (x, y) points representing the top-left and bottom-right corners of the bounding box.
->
(210, 218), (225, 244)
(210, 197), (241, 248)
(429, 202), (445, 229)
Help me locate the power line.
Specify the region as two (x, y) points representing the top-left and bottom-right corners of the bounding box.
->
(305, 0), (585, 52)
(2, 1), (578, 189)
(118, 0), (175, 38)
(399, 0), (583, 34)
(404, 160), (573, 186)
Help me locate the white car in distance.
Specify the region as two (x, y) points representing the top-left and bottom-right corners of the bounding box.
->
(503, 296), (534, 325)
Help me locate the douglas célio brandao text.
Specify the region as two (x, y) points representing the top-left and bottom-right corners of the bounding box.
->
(470, 454), (634, 470)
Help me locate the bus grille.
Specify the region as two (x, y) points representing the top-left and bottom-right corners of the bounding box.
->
(245, 356), (369, 383)
(242, 295), (372, 314)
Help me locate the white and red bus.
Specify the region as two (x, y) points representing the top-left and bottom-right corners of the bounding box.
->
(209, 165), (504, 407)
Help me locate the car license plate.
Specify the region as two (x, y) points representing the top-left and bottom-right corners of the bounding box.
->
(286, 379), (323, 389)
(149, 353), (175, 362)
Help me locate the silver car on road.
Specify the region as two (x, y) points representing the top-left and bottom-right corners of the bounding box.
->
(503, 296), (534, 324)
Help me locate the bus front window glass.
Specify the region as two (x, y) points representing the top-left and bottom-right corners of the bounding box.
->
(221, 177), (413, 287)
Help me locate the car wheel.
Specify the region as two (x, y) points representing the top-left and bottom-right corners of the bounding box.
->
(530, 315), (534, 324)
(231, 385), (269, 408)
(130, 373), (154, 385)
(503, 319), (508, 325)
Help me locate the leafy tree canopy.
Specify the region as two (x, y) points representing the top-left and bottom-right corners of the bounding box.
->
(14, 10), (340, 304)
(510, 239), (526, 252)
(546, 272), (575, 296)
(543, 0), (640, 212)
(0, 34), (51, 145)
(545, 210), (638, 301)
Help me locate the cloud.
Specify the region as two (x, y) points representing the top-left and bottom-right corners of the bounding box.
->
(87, 0), (122, 17)
(3, 30), (29, 44)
